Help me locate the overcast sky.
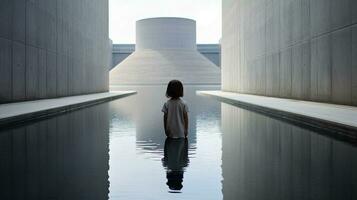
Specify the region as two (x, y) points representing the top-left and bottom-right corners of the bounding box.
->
(109, 0), (221, 44)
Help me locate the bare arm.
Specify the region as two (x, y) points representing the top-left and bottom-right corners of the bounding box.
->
(183, 111), (189, 138)
(163, 113), (168, 137)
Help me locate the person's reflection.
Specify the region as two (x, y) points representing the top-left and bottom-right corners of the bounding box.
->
(162, 138), (189, 192)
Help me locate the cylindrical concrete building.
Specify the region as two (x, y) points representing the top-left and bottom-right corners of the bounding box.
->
(110, 17), (220, 85)
(136, 18), (196, 50)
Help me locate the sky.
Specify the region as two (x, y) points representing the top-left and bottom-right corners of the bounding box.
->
(109, 0), (221, 44)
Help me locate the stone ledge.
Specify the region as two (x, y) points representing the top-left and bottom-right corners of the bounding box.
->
(197, 90), (357, 141)
(0, 91), (136, 128)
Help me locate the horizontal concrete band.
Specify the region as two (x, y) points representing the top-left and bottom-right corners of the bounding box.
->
(197, 91), (357, 140)
(0, 91), (136, 128)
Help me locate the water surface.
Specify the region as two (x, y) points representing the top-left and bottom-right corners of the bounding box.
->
(0, 85), (356, 200)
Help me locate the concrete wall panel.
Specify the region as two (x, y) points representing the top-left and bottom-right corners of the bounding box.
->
(352, 1), (357, 24)
(266, 0), (280, 54)
(292, 44), (303, 99)
(38, 49), (47, 98)
(331, 28), (352, 104)
(310, 0), (330, 36)
(280, 0), (293, 49)
(222, 0), (356, 106)
(292, 42), (311, 99)
(0, 38), (12, 102)
(46, 51), (57, 98)
(330, 0), (351, 30)
(26, 46), (39, 99)
(351, 25), (357, 105)
(311, 35), (331, 102)
(0, 0), (12, 40)
(26, 1), (39, 47)
(12, 41), (26, 100)
(56, 55), (68, 96)
(13, 0), (26, 43)
(0, 0), (109, 102)
(280, 48), (292, 98)
(301, 42), (311, 99)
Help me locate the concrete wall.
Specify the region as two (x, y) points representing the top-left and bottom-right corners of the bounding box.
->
(111, 44), (221, 69)
(136, 17), (196, 50)
(0, 0), (110, 103)
(222, 0), (357, 106)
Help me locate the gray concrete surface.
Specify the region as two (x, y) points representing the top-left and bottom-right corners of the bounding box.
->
(222, 0), (357, 106)
(198, 90), (357, 138)
(110, 18), (221, 85)
(0, 91), (136, 127)
(111, 44), (221, 69)
(0, 0), (110, 103)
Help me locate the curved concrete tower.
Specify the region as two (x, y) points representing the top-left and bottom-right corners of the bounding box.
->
(110, 17), (221, 85)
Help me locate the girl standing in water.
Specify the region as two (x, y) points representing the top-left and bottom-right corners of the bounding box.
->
(162, 80), (189, 138)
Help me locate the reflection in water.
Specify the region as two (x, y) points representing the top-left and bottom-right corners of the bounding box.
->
(162, 138), (189, 192)
(221, 103), (357, 200)
(108, 86), (222, 199)
(0, 104), (110, 200)
(3, 85), (353, 199)
(109, 85), (220, 157)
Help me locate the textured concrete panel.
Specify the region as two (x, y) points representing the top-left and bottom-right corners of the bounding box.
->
(352, 25), (357, 105)
(12, 41), (26, 101)
(46, 52), (57, 97)
(267, 54), (280, 96)
(26, 1), (39, 47)
(1, 0), (109, 102)
(311, 35), (331, 102)
(331, 28), (352, 104)
(0, 0), (12, 40)
(292, 42), (311, 99)
(222, 0), (356, 106)
(26, 46), (39, 99)
(12, 0), (26, 43)
(301, 42), (311, 99)
(330, 0), (351, 30)
(266, 0), (280, 54)
(280, 48), (292, 98)
(280, 0), (293, 49)
(310, 0), (330, 36)
(256, 56), (266, 95)
(353, 1), (357, 24)
(56, 54), (68, 96)
(38, 49), (47, 98)
(0, 38), (12, 102)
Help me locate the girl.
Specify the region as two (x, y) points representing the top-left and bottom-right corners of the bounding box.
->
(162, 80), (189, 138)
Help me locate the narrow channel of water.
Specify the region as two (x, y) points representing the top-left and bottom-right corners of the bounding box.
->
(0, 85), (356, 200)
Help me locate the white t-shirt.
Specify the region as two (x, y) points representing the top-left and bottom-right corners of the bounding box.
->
(162, 98), (189, 138)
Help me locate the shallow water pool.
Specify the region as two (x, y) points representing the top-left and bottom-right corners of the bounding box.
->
(0, 85), (356, 200)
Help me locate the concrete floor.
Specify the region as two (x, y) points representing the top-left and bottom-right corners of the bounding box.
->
(0, 91), (136, 127)
(198, 90), (357, 139)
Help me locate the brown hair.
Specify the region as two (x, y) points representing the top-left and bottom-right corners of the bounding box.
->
(166, 80), (184, 99)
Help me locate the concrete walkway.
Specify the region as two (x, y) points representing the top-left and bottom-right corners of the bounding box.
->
(198, 91), (357, 139)
(0, 91), (136, 127)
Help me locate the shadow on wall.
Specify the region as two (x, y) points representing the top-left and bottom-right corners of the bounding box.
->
(0, 104), (110, 200)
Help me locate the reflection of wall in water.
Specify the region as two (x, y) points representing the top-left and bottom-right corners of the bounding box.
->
(0, 104), (110, 200)
(221, 103), (357, 200)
